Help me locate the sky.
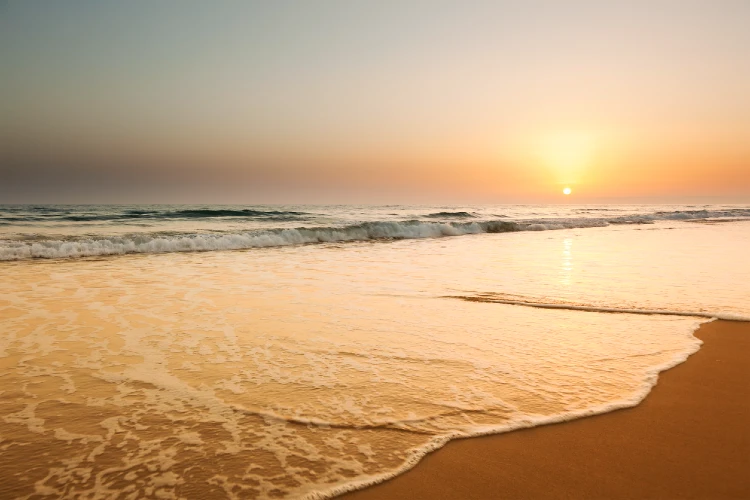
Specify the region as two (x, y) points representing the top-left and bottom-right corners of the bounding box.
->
(2, 0), (749, 203)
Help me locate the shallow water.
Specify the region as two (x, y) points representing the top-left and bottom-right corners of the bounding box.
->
(1, 208), (749, 499)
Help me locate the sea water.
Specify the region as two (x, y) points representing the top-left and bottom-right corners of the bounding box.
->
(1, 205), (749, 499)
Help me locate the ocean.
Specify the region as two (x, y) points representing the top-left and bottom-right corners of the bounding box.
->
(1, 204), (749, 499)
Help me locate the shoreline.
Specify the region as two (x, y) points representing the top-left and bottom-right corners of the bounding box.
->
(342, 319), (750, 499)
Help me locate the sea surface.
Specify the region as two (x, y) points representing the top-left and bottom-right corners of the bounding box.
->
(1, 204), (749, 499)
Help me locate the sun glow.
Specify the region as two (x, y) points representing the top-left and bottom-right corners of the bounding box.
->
(536, 132), (596, 188)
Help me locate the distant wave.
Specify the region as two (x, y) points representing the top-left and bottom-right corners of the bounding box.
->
(605, 208), (750, 224)
(653, 209), (731, 220)
(0, 208), (311, 223)
(162, 208), (309, 219)
(424, 211), (477, 218)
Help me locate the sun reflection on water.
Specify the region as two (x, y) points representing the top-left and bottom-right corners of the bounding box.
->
(560, 237), (573, 286)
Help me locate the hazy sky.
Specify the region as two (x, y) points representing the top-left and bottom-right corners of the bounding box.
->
(2, 0), (749, 203)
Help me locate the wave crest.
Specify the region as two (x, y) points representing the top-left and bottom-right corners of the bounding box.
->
(424, 211), (477, 218)
(0, 208), (311, 223)
(0, 219), (604, 261)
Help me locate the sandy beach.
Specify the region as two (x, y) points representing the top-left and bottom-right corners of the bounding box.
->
(344, 319), (750, 499)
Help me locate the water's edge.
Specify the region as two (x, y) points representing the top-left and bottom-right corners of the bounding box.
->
(314, 317), (716, 500)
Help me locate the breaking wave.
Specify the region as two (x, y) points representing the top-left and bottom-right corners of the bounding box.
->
(1, 207), (749, 261)
(0, 219), (598, 260)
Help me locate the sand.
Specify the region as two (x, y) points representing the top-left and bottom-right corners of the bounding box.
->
(343, 319), (750, 499)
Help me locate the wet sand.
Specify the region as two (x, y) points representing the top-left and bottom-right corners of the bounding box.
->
(343, 319), (750, 499)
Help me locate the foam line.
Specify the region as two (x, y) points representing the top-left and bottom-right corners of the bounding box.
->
(304, 319), (712, 499)
(449, 296), (750, 321)
(0, 220), (561, 261)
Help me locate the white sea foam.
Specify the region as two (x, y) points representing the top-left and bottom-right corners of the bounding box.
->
(307, 321), (709, 499)
(0, 219), (602, 260)
(0, 267), (710, 499)
(451, 296), (750, 322)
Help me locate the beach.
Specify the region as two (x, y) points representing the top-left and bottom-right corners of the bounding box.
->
(345, 319), (750, 499)
(5, 2), (750, 497)
(1, 207), (748, 499)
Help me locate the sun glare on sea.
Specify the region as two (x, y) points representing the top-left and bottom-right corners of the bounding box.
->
(563, 187), (572, 195)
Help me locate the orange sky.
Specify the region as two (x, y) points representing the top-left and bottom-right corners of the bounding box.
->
(2, 1), (749, 203)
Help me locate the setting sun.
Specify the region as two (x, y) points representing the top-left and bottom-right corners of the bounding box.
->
(563, 187), (572, 195)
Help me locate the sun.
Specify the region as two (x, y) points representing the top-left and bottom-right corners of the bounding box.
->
(563, 187), (572, 195)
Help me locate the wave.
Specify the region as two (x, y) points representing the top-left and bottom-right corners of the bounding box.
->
(307, 320), (711, 499)
(0, 219), (600, 261)
(162, 208), (309, 219)
(1, 207), (749, 261)
(70, 208), (310, 221)
(636, 208), (750, 221)
(449, 294), (750, 322)
(0, 207), (311, 223)
(424, 211), (477, 218)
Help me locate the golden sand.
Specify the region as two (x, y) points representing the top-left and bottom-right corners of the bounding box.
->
(344, 319), (750, 499)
